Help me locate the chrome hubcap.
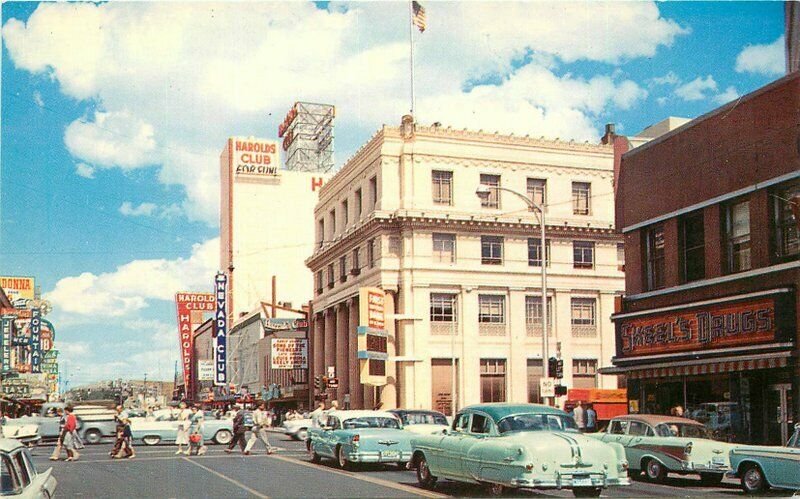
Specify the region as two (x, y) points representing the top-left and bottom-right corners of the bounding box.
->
(744, 469), (762, 489)
(420, 460), (429, 479)
(339, 449), (346, 466)
(647, 461), (660, 477)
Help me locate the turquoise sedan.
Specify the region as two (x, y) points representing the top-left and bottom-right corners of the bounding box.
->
(728, 423), (800, 494)
(410, 403), (630, 497)
(307, 410), (414, 469)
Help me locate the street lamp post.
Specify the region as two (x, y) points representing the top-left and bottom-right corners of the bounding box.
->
(476, 184), (550, 403)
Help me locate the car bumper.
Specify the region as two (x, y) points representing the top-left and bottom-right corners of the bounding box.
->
(346, 451), (412, 463)
(680, 461), (728, 473)
(511, 473), (631, 489)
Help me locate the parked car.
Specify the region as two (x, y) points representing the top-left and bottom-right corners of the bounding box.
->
(594, 415), (731, 484)
(4, 402), (116, 444)
(727, 423), (800, 494)
(410, 403), (630, 497)
(130, 411), (233, 446)
(389, 409), (449, 435)
(307, 410), (412, 469)
(282, 418), (312, 441)
(1, 423), (40, 447)
(0, 438), (56, 498)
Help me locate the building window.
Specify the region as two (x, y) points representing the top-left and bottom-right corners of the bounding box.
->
(480, 359), (506, 403)
(773, 181), (800, 261)
(478, 295), (505, 323)
(527, 238), (550, 267)
(329, 209), (336, 236)
(351, 248), (360, 274)
(430, 293), (457, 322)
(571, 298), (596, 336)
(315, 270), (323, 294)
(525, 296), (552, 336)
(369, 176), (378, 209)
(617, 243), (625, 272)
(725, 200), (751, 273)
(339, 256), (347, 282)
(342, 200), (349, 226)
(367, 238), (376, 268)
(573, 241), (595, 269)
(573, 359), (597, 389)
(317, 219), (325, 249)
(481, 236), (503, 265)
(527, 359), (544, 403)
(572, 182), (591, 215)
(527, 178), (546, 208)
(479, 174), (501, 209)
(327, 264), (335, 288)
(681, 211), (705, 282)
(432, 170), (453, 205)
(355, 189), (362, 218)
(432, 233), (456, 263)
(645, 225), (665, 290)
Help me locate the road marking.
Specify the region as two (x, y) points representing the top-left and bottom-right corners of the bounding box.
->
(267, 453), (446, 498)
(182, 457), (270, 499)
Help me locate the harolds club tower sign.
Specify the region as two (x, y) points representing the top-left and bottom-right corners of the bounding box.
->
(175, 292), (215, 398)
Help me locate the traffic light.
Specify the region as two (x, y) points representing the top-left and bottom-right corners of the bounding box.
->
(554, 385), (568, 396)
(314, 375), (323, 391)
(548, 357), (558, 378)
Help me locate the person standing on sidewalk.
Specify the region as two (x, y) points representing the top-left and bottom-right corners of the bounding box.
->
(244, 403), (274, 455)
(225, 408), (248, 454)
(49, 408), (66, 461)
(573, 401), (587, 432)
(585, 404), (597, 433)
(63, 407), (80, 462)
(175, 402), (191, 455)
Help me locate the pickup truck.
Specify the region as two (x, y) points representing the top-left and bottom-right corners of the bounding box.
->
(3, 402), (118, 444)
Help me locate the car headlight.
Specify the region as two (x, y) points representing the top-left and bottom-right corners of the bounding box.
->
(684, 442), (692, 456)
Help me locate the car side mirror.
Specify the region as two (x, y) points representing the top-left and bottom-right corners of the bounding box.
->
(441, 428), (449, 435)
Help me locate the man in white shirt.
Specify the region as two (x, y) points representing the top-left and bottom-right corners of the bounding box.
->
(244, 403), (274, 455)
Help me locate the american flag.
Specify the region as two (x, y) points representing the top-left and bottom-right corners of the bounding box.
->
(412, 1), (426, 33)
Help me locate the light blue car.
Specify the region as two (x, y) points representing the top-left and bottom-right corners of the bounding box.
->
(130, 410), (233, 446)
(307, 410), (413, 470)
(728, 423), (800, 494)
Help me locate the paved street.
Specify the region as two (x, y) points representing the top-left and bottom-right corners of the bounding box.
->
(27, 433), (789, 498)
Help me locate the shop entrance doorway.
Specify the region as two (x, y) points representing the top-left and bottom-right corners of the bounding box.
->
(766, 384), (793, 445)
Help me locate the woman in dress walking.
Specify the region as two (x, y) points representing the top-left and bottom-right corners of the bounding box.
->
(175, 402), (191, 455)
(188, 405), (207, 456)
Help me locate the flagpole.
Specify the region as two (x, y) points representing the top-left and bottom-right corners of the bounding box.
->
(408, 0), (415, 117)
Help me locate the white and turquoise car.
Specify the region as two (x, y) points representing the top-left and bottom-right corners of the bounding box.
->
(130, 410), (233, 446)
(728, 423), (800, 494)
(410, 403), (630, 497)
(306, 410), (413, 469)
(595, 415), (731, 484)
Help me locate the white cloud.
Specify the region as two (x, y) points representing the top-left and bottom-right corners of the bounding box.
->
(32, 91), (44, 107)
(656, 96), (668, 106)
(675, 75), (718, 101)
(64, 110), (157, 170)
(735, 36), (785, 76)
(74, 162), (95, 179)
(650, 71), (680, 86)
(59, 342), (90, 356)
(3, 2), (686, 225)
(44, 238), (219, 319)
(713, 86), (740, 105)
(119, 201), (157, 217)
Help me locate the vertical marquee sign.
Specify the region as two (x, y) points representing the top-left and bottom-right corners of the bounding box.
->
(175, 292), (215, 396)
(0, 316), (11, 373)
(213, 273), (228, 387)
(30, 309), (41, 374)
(357, 287), (388, 386)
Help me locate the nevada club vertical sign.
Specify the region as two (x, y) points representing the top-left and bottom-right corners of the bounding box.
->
(214, 273), (228, 387)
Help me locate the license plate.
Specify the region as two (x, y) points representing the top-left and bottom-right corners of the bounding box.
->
(381, 450), (400, 460)
(573, 477), (593, 487)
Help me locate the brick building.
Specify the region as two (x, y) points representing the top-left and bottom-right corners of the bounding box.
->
(609, 71), (800, 445)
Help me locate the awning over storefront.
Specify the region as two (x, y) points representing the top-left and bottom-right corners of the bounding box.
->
(600, 350), (791, 378)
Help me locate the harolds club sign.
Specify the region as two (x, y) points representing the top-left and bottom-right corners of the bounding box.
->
(175, 292), (215, 391)
(617, 295), (789, 358)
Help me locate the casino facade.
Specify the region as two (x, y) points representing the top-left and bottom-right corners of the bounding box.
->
(608, 71), (800, 445)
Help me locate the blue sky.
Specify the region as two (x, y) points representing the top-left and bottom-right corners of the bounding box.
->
(0, 2), (786, 385)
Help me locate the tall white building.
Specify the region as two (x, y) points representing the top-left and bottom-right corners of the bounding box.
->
(306, 117), (624, 412)
(220, 137), (330, 319)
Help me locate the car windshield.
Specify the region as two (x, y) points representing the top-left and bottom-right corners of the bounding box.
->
(497, 413), (578, 433)
(0, 455), (18, 495)
(399, 413), (447, 426)
(342, 417), (400, 429)
(655, 423), (713, 439)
